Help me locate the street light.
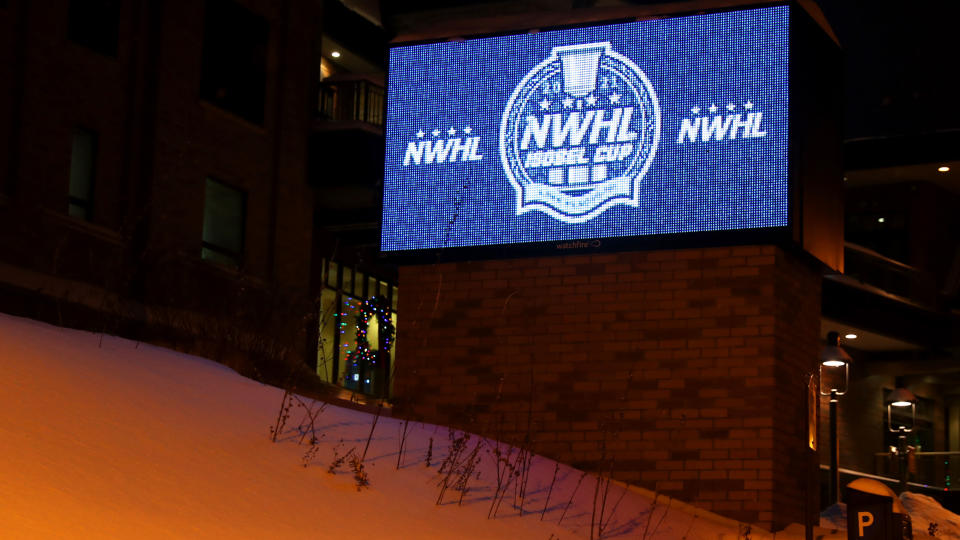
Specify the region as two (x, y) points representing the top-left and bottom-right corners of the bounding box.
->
(887, 387), (917, 493)
(820, 331), (852, 505)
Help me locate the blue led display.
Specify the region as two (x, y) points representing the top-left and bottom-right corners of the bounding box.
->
(382, 5), (789, 252)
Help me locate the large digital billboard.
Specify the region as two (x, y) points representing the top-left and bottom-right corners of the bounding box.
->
(382, 5), (790, 253)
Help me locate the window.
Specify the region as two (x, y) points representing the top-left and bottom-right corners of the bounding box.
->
(358, 272), (367, 296)
(68, 128), (97, 220)
(201, 178), (245, 267)
(342, 265), (353, 296)
(316, 261), (399, 398)
(199, 0), (268, 125)
(67, 0), (120, 57)
(326, 260), (339, 288)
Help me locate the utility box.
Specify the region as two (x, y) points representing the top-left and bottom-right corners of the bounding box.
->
(845, 479), (913, 540)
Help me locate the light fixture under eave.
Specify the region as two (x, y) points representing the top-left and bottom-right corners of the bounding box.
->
(938, 166), (950, 173)
(887, 387), (917, 443)
(887, 387), (916, 409)
(820, 332), (852, 368)
(844, 333), (858, 340)
(820, 331), (852, 396)
(331, 51), (341, 58)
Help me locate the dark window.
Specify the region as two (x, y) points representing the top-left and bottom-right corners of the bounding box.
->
(201, 178), (246, 267)
(200, 0), (268, 125)
(68, 128), (97, 220)
(67, 0), (120, 57)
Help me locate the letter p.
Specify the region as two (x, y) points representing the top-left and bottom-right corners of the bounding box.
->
(857, 511), (874, 537)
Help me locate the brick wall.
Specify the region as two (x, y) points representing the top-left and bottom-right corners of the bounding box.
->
(0, 0), (319, 370)
(395, 245), (821, 530)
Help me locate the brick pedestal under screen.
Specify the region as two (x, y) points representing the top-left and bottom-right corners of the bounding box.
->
(394, 245), (821, 530)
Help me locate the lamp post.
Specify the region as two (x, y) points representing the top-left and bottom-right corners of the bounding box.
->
(887, 387), (917, 493)
(820, 331), (852, 506)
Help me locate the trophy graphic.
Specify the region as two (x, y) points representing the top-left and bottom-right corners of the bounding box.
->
(556, 44), (606, 97)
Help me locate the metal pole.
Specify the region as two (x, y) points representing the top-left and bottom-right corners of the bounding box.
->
(829, 389), (839, 505)
(898, 429), (908, 493)
(805, 446), (814, 540)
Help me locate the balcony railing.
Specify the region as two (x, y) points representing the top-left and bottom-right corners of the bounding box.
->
(318, 77), (385, 129)
(844, 242), (939, 307)
(873, 450), (960, 492)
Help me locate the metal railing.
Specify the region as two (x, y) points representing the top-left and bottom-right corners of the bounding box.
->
(844, 242), (939, 307)
(873, 450), (960, 492)
(318, 77), (385, 129)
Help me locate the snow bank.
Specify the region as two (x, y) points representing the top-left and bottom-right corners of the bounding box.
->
(0, 312), (890, 539)
(819, 502), (846, 530)
(901, 492), (960, 538)
(0, 313), (752, 539)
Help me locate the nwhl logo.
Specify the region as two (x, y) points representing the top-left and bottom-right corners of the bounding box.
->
(499, 42), (660, 223)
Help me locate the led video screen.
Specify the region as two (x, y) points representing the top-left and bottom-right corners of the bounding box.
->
(382, 5), (789, 253)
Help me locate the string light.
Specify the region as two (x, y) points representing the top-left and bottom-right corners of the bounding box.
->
(343, 295), (396, 385)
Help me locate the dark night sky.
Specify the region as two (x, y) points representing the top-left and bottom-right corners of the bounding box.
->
(817, 0), (960, 139)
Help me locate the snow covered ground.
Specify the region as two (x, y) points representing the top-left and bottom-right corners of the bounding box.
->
(0, 313), (955, 538)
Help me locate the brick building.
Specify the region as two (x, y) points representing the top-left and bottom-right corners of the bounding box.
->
(2, 0), (958, 532)
(0, 0), (323, 382)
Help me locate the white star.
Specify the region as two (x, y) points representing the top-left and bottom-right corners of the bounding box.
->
(447, 127), (456, 136)
(431, 129), (440, 137)
(539, 98), (551, 110)
(562, 96), (574, 108)
(609, 93), (621, 104)
(416, 130), (424, 138)
(463, 126), (472, 134)
(726, 103), (736, 111)
(744, 101), (754, 110)
(586, 94), (597, 106)
(691, 106), (701, 115)
(708, 103), (718, 114)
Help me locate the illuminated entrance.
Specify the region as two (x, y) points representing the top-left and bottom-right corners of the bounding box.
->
(317, 259), (398, 397)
